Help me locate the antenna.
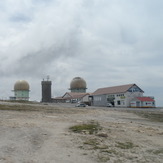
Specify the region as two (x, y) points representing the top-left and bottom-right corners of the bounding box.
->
(47, 75), (50, 81)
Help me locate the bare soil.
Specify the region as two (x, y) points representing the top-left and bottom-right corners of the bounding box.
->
(0, 102), (163, 163)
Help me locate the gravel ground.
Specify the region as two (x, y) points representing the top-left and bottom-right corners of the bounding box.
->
(0, 102), (163, 163)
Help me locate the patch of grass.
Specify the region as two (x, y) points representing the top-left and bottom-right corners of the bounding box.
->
(115, 141), (135, 149)
(83, 138), (108, 150)
(69, 121), (102, 134)
(93, 145), (109, 150)
(97, 133), (108, 138)
(84, 139), (99, 146)
(0, 104), (32, 111)
(97, 154), (110, 162)
(93, 145), (108, 150)
(101, 149), (117, 155)
(133, 111), (163, 122)
(148, 148), (163, 155)
(153, 149), (163, 155)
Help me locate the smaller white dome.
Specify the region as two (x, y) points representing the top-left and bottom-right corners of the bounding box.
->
(70, 77), (87, 89)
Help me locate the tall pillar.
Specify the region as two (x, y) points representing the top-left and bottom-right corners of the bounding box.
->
(41, 80), (52, 102)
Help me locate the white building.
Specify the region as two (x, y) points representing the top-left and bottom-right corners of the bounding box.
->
(90, 84), (155, 107)
(13, 80), (30, 101)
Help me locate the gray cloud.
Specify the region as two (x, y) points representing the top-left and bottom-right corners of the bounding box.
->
(0, 0), (163, 106)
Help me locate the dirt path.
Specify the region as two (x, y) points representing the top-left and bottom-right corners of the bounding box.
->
(0, 103), (163, 163)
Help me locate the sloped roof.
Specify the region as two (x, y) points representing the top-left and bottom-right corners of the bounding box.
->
(91, 84), (142, 96)
(62, 92), (90, 99)
(136, 97), (154, 102)
(52, 96), (63, 100)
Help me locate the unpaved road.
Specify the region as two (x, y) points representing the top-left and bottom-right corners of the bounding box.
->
(0, 102), (163, 163)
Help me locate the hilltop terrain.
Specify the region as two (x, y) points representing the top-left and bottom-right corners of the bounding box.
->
(0, 102), (163, 163)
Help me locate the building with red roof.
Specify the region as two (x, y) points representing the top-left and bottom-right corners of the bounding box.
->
(90, 83), (155, 107)
(130, 97), (155, 108)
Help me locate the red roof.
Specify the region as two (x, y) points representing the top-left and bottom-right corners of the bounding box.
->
(91, 84), (143, 96)
(136, 97), (154, 102)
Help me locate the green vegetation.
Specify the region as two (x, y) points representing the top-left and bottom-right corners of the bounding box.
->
(83, 138), (109, 150)
(148, 148), (163, 155)
(93, 145), (109, 150)
(115, 141), (135, 149)
(69, 121), (102, 134)
(83, 138), (100, 146)
(153, 148), (163, 155)
(97, 154), (110, 162)
(0, 104), (37, 111)
(97, 133), (108, 138)
(100, 149), (118, 155)
(132, 111), (163, 122)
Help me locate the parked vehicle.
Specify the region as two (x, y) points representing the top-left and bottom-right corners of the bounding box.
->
(75, 103), (86, 107)
(71, 99), (77, 103)
(107, 103), (113, 107)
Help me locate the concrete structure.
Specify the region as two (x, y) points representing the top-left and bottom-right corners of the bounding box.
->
(90, 84), (145, 107)
(130, 97), (155, 108)
(69, 77), (87, 93)
(13, 80), (30, 101)
(41, 80), (52, 102)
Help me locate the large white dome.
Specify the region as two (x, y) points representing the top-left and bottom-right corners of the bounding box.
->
(14, 80), (30, 91)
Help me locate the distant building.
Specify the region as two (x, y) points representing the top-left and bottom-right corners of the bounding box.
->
(90, 84), (155, 107)
(52, 77), (90, 104)
(13, 80), (30, 101)
(52, 92), (90, 104)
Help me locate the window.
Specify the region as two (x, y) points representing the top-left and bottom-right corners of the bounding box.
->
(117, 101), (121, 105)
(94, 96), (101, 101)
(128, 86), (142, 92)
(117, 94), (125, 97)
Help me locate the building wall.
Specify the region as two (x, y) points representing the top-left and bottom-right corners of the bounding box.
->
(81, 95), (89, 103)
(125, 91), (143, 107)
(130, 100), (155, 108)
(142, 101), (155, 107)
(92, 95), (107, 106)
(14, 90), (29, 101)
(70, 88), (86, 93)
(92, 91), (144, 107)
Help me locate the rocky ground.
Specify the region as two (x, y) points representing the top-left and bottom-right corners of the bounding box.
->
(0, 102), (163, 163)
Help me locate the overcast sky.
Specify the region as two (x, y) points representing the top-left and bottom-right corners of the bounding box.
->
(0, 0), (163, 106)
